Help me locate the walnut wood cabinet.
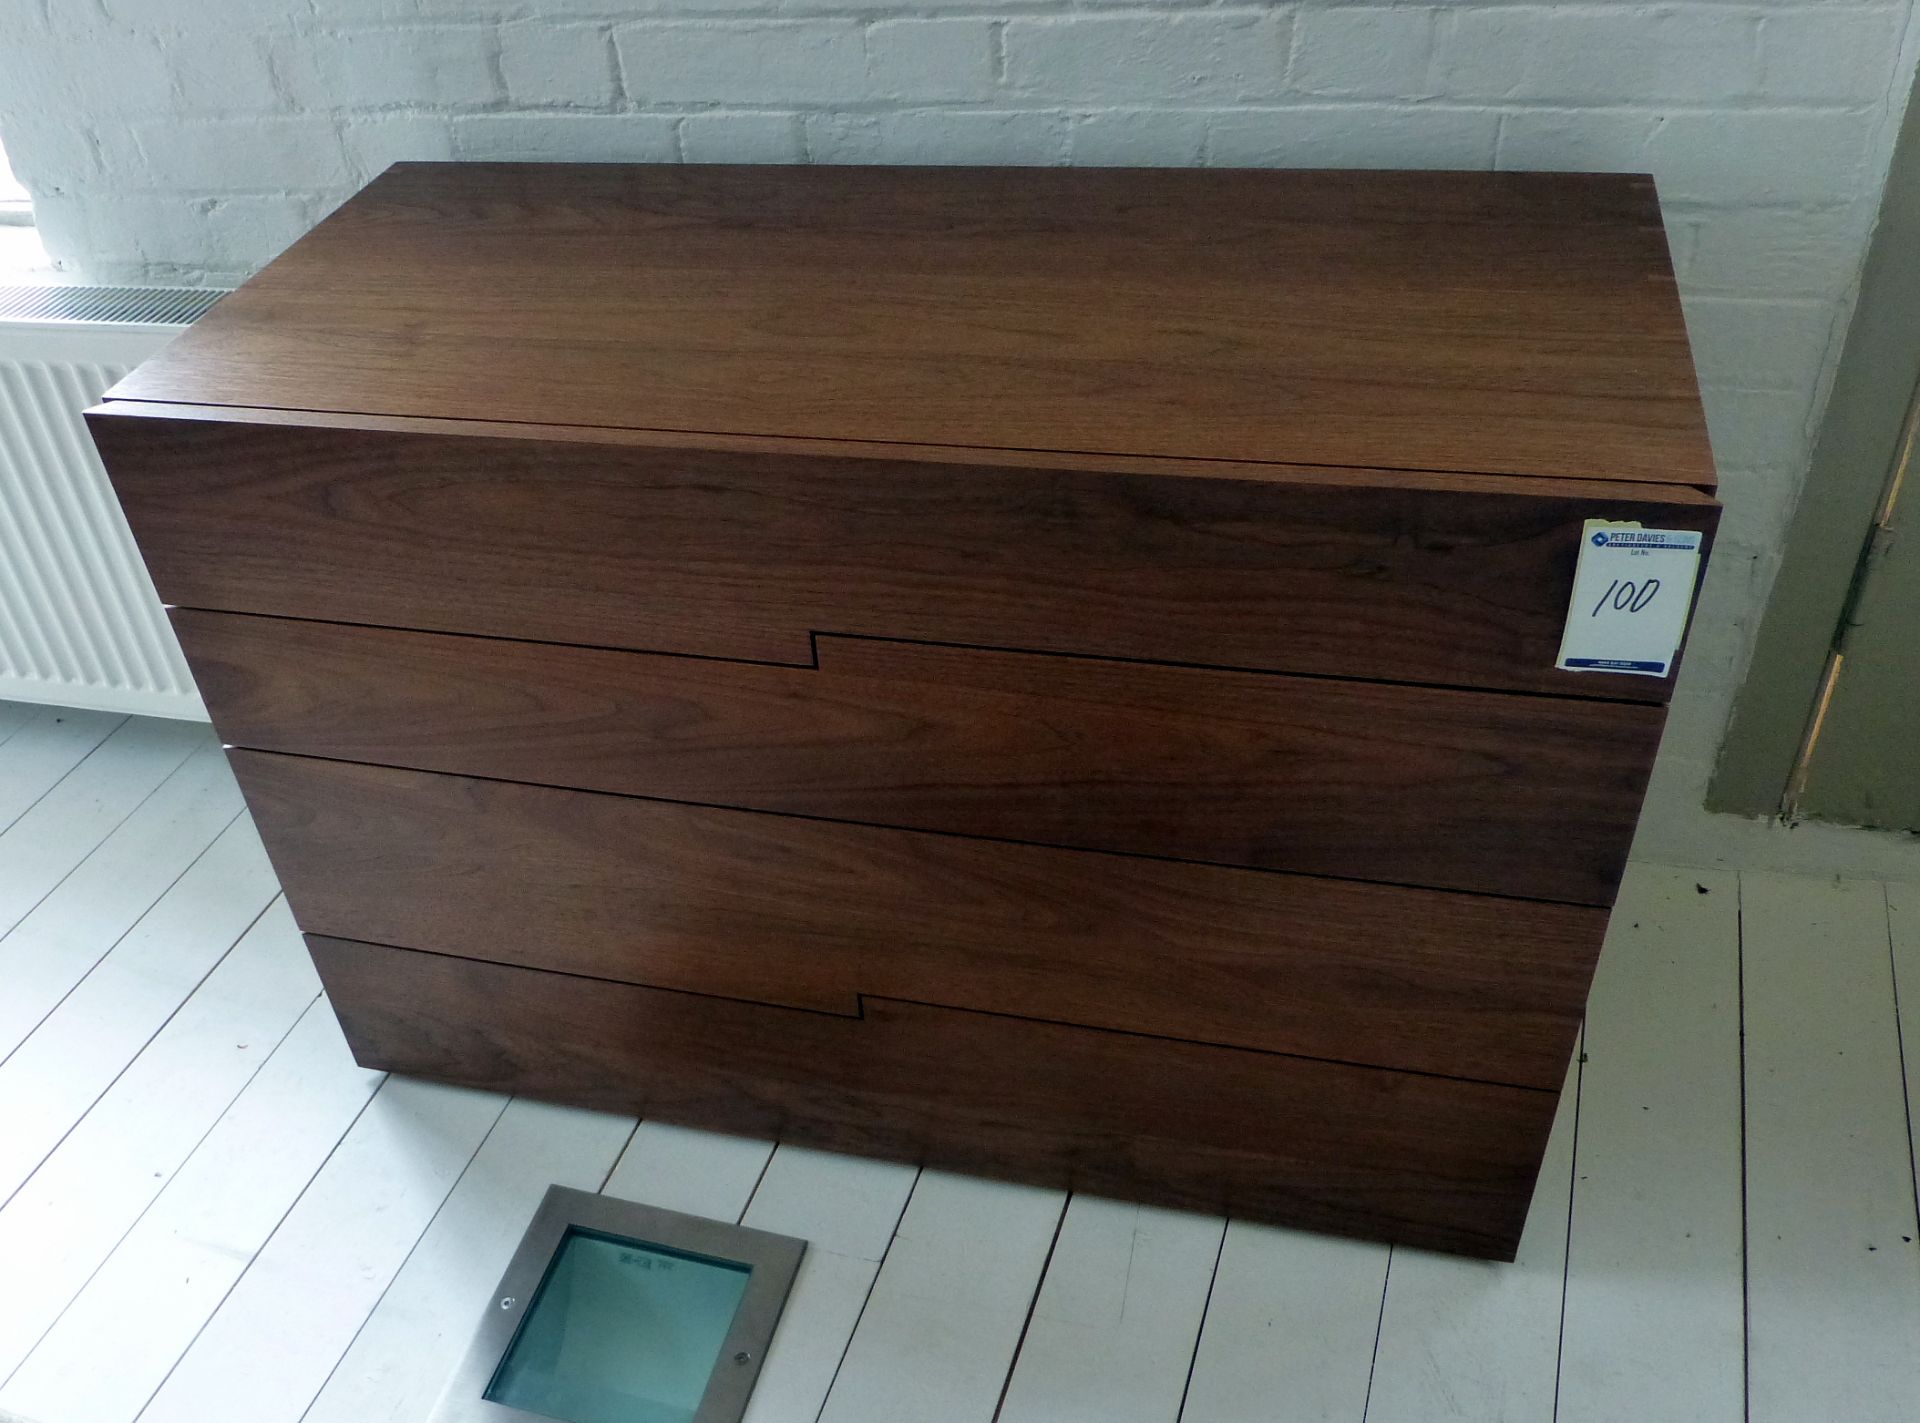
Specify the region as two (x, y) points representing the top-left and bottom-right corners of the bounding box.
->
(90, 163), (1718, 1259)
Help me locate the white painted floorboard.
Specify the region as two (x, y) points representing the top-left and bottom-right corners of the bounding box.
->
(0, 739), (241, 1061)
(0, 700), (37, 749)
(1556, 865), (1746, 1423)
(136, 1076), (507, 1423)
(1890, 882), (1920, 1189)
(818, 1172), (1064, 1423)
(1181, 1223), (1390, 1423)
(738, 1147), (918, 1423)
(0, 899), (319, 1382)
(997, 1195), (1224, 1423)
(0, 715), (205, 939)
(1741, 873), (1920, 1423)
(3, 708), (1920, 1423)
(1364, 1054), (1578, 1423)
(603, 1120), (774, 1222)
(0, 999), (383, 1423)
(301, 1098), (638, 1423)
(0, 816), (279, 1204)
(0, 706), (122, 832)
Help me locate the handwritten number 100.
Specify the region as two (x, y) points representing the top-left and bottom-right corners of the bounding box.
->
(1593, 577), (1660, 617)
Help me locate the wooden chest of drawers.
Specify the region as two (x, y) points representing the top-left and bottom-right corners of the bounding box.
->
(90, 163), (1718, 1259)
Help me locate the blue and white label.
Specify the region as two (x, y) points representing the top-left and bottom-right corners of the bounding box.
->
(1555, 520), (1703, 678)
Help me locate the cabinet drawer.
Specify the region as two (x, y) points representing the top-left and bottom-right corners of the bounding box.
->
(183, 610), (1658, 902)
(310, 934), (1560, 1258)
(235, 751), (1599, 1089)
(96, 410), (1716, 701)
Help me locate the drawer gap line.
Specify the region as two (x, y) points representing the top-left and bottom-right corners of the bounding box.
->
(245, 746), (1622, 910)
(91, 394), (1717, 497)
(299, 932), (1567, 1095)
(168, 602), (1674, 709)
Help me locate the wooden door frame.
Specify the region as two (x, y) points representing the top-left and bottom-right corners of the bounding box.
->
(1709, 82), (1920, 818)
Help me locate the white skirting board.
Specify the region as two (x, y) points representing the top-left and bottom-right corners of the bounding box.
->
(0, 294), (224, 722)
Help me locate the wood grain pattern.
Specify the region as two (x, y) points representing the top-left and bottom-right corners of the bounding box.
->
(105, 164), (1713, 488)
(82, 398), (1725, 506)
(307, 933), (1560, 1259)
(86, 164), (1720, 1258)
(96, 412), (1717, 701)
(230, 750), (1598, 1090)
(181, 610), (1660, 902)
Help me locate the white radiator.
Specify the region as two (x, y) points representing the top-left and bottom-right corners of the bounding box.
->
(0, 286), (228, 720)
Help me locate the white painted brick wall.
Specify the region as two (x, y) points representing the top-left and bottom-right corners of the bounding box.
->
(1290, 8), (1437, 99)
(500, 23), (620, 109)
(0, 0), (1914, 849)
(1437, 7), (1762, 103)
(866, 19), (998, 102)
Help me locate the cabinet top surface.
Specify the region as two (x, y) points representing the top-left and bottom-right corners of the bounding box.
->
(109, 163), (1715, 489)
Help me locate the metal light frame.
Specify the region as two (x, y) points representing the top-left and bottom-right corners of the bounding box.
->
(430, 1184), (806, 1423)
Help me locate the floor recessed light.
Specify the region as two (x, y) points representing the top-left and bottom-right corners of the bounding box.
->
(432, 1184), (806, 1423)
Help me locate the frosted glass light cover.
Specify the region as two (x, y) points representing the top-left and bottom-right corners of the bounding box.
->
(486, 1230), (753, 1423)
(431, 1185), (805, 1423)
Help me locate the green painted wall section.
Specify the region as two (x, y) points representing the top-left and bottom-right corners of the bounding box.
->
(1709, 82), (1920, 823)
(1799, 469), (1920, 829)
